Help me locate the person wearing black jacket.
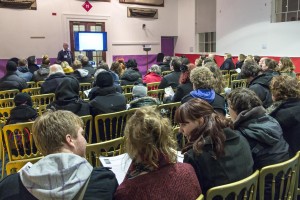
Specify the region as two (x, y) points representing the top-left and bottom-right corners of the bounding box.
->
(41, 64), (66, 94)
(57, 42), (73, 65)
(158, 57), (182, 89)
(220, 53), (235, 70)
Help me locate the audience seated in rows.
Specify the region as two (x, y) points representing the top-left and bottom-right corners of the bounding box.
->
(71, 60), (93, 83)
(181, 67), (226, 116)
(220, 53), (235, 70)
(27, 56), (39, 74)
(32, 55), (50, 82)
(0, 61), (28, 91)
(128, 83), (160, 109)
(16, 58), (32, 82)
(240, 59), (273, 108)
(120, 59), (142, 86)
(115, 106), (201, 200)
(142, 64), (162, 84)
(158, 56), (182, 89)
(158, 56), (171, 72)
(175, 98), (253, 195)
(47, 76), (90, 116)
(0, 110), (118, 199)
(81, 56), (95, 76)
(6, 93), (38, 125)
(268, 75), (300, 157)
(227, 88), (289, 170)
(89, 71), (126, 116)
(41, 64), (66, 94)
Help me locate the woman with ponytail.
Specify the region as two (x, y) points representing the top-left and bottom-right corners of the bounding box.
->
(175, 98), (253, 195)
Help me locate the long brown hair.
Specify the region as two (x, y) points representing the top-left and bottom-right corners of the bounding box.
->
(175, 98), (230, 158)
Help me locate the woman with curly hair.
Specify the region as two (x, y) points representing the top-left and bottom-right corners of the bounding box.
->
(277, 57), (296, 78)
(175, 98), (253, 195)
(268, 75), (300, 156)
(115, 106), (201, 200)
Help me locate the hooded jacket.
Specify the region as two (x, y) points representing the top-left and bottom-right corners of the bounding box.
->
(32, 64), (50, 82)
(233, 106), (289, 170)
(120, 69), (142, 86)
(181, 89), (226, 116)
(41, 73), (66, 94)
(249, 73), (273, 108)
(268, 98), (300, 156)
(129, 96), (160, 109)
(47, 76), (90, 116)
(0, 153), (118, 200)
(158, 71), (181, 89)
(71, 69), (93, 83)
(16, 66), (33, 82)
(220, 58), (235, 70)
(0, 71), (28, 91)
(6, 105), (38, 125)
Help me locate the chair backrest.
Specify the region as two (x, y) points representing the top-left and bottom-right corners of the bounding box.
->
(94, 110), (130, 142)
(206, 170), (259, 200)
(222, 74), (230, 88)
(124, 93), (133, 104)
(162, 70), (172, 76)
(31, 93), (55, 108)
(36, 81), (45, 87)
(221, 70), (229, 75)
(229, 69), (237, 76)
(196, 194), (204, 200)
(231, 79), (248, 90)
(26, 81), (36, 88)
(22, 87), (41, 96)
(158, 102), (181, 127)
(147, 82), (160, 91)
(79, 91), (89, 101)
(2, 122), (41, 161)
(80, 115), (93, 144)
(259, 152), (300, 200)
(147, 89), (165, 102)
(86, 137), (124, 167)
(0, 89), (19, 99)
(121, 85), (134, 93)
(231, 73), (239, 82)
(0, 107), (13, 124)
(6, 156), (43, 175)
(80, 82), (92, 92)
(0, 98), (15, 108)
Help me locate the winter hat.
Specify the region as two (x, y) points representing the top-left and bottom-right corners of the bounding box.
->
(125, 59), (137, 69)
(96, 71), (114, 88)
(6, 61), (18, 72)
(132, 84), (148, 98)
(14, 93), (33, 106)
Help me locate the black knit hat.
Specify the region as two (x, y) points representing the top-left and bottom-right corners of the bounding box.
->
(96, 71), (114, 88)
(14, 93), (33, 106)
(6, 61), (18, 72)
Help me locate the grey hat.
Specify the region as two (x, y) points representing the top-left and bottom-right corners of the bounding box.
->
(132, 84), (148, 98)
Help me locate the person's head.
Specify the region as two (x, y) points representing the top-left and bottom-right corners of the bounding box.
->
(270, 75), (300, 101)
(80, 56), (89, 66)
(116, 58), (126, 70)
(238, 54), (246, 62)
(175, 98), (228, 157)
(14, 93), (33, 107)
(41, 55), (51, 66)
(265, 59), (278, 71)
(170, 57), (182, 72)
(190, 66), (215, 90)
(27, 56), (36, 65)
(156, 53), (164, 63)
(72, 60), (82, 70)
(110, 62), (122, 77)
(260, 58), (270, 71)
(204, 62), (225, 94)
(63, 43), (69, 51)
(240, 60), (261, 81)
(132, 83), (148, 98)
(32, 110), (86, 156)
(9, 57), (19, 65)
(6, 61), (18, 72)
(126, 59), (138, 69)
(227, 88), (262, 121)
(97, 60), (109, 71)
(95, 71), (114, 88)
(60, 61), (74, 74)
(163, 56), (171, 64)
(258, 57), (268, 67)
(194, 58), (202, 67)
(278, 57), (295, 72)
(55, 76), (80, 101)
(18, 58), (28, 67)
(125, 106), (177, 168)
(224, 53), (232, 60)
(208, 53), (215, 59)
(179, 63), (196, 84)
(253, 55), (261, 64)
(203, 57), (214, 65)
(149, 64), (161, 75)
(49, 64), (65, 75)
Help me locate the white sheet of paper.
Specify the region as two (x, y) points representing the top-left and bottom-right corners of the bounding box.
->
(84, 89), (92, 97)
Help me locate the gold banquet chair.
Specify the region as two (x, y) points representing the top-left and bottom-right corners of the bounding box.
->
(31, 93), (55, 108)
(162, 70), (172, 76)
(36, 81), (45, 88)
(80, 82), (92, 92)
(121, 85), (134, 93)
(0, 98), (15, 108)
(94, 110), (130, 142)
(26, 81), (36, 88)
(124, 93), (133, 104)
(22, 87), (41, 96)
(258, 152), (299, 200)
(80, 115), (93, 144)
(222, 74), (230, 88)
(147, 82), (160, 91)
(196, 194), (204, 200)
(147, 89), (165, 102)
(158, 102), (181, 127)
(0, 107), (13, 125)
(86, 137), (124, 167)
(0, 89), (19, 99)
(230, 79), (248, 90)
(206, 170), (259, 200)
(6, 156), (43, 175)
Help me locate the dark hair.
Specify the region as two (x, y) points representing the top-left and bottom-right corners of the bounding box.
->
(27, 56), (36, 65)
(253, 55), (261, 64)
(126, 59), (138, 69)
(203, 57), (214, 65)
(175, 98), (228, 158)
(179, 64), (196, 84)
(181, 57), (190, 65)
(240, 60), (261, 78)
(6, 61), (17, 72)
(156, 53), (164, 63)
(97, 61), (109, 71)
(266, 59), (278, 71)
(227, 88), (262, 115)
(171, 57), (182, 72)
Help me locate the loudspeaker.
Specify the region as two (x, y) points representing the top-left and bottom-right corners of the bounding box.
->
(143, 44), (151, 51)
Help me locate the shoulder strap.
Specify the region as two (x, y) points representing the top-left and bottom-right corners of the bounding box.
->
(73, 175), (91, 200)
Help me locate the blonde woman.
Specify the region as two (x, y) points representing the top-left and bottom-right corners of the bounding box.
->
(115, 107), (201, 200)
